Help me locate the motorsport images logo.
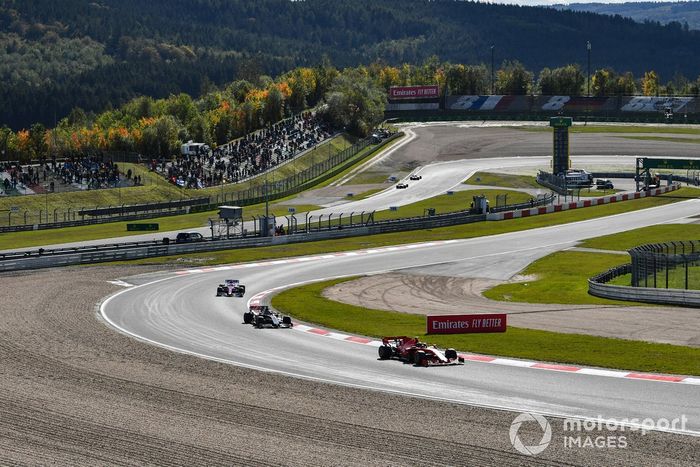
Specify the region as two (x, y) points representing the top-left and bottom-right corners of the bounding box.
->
(509, 412), (689, 456)
(509, 413), (552, 456)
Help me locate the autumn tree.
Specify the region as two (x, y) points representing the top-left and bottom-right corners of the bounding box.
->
(642, 71), (659, 96)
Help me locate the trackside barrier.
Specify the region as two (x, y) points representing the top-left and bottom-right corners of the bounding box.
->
(589, 264), (700, 307)
(0, 212), (485, 272)
(486, 184), (680, 221)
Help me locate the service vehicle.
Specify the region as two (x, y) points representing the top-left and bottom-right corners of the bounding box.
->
(595, 179), (614, 189)
(564, 169), (593, 187)
(176, 232), (204, 243)
(396, 182), (409, 189)
(216, 279), (246, 297)
(243, 305), (293, 328)
(378, 336), (464, 366)
(409, 174), (422, 181)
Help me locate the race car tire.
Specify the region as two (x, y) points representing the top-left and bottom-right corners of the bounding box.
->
(243, 312), (253, 324)
(254, 315), (264, 328)
(445, 348), (457, 360)
(378, 345), (392, 360)
(282, 316), (292, 326)
(415, 350), (427, 367)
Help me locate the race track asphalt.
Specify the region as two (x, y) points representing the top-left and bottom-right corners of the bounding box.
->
(102, 198), (700, 435)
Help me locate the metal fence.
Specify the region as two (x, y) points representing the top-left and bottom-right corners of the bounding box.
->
(630, 241), (700, 290)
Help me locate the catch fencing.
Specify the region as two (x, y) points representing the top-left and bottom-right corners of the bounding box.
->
(630, 241), (700, 290)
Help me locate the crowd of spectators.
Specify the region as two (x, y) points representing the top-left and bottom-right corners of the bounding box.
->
(153, 112), (332, 189)
(1, 155), (139, 196)
(49, 155), (122, 190)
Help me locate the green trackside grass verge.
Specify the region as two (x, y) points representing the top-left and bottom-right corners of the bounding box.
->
(580, 223), (700, 251)
(108, 188), (696, 267)
(0, 201), (321, 250)
(346, 188), (384, 200)
(271, 278), (700, 376)
(485, 223), (700, 299)
(482, 251), (637, 305)
(464, 172), (541, 189)
(371, 189), (531, 222)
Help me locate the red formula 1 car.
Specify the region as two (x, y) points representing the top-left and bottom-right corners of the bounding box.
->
(378, 336), (464, 366)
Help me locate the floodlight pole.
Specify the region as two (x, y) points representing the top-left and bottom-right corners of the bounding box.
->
(490, 45), (495, 94)
(587, 41), (591, 97)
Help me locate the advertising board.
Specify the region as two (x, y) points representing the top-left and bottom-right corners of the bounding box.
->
(426, 313), (507, 334)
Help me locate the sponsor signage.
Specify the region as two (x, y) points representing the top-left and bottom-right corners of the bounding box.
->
(126, 223), (159, 231)
(389, 85), (439, 100)
(426, 313), (507, 334)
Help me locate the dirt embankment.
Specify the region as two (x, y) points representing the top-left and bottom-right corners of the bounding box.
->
(0, 266), (696, 465)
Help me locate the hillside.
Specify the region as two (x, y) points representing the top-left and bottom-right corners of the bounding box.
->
(561, 2), (700, 30)
(3, 0), (700, 129)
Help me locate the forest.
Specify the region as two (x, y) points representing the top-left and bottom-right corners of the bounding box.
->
(0, 58), (691, 164)
(3, 0), (700, 129)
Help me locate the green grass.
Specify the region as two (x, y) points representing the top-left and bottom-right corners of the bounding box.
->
(0, 200), (320, 250)
(0, 134), (356, 217)
(344, 172), (392, 184)
(580, 224), (700, 251)
(373, 189), (531, 221)
(464, 171), (541, 189)
(271, 277), (700, 375)
(346, 188), (384, 200)
(306, 135), (404, 190)
(113, 188), (696, 267)
(483, 251), (636, 305)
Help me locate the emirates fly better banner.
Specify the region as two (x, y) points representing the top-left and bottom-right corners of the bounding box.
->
(389, 85), (440, 100)
(427, 314), (507, 334)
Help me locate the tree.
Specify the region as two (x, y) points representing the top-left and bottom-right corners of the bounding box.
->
(264, 85), (284, 123)
(29, 123), (48, 159)
(642, 71), (659, 96)
(615, 72), (636, 95)
(138, 115), (181, 157)
(0, 125), (13, 161)
(321, 69), (386, 137)
(537, 65), (584, 95)
(496, 61), (533, 95)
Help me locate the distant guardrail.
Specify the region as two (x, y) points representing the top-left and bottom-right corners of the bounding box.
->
(0, 209), (485, 272)
(589, 263), (700, 307)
